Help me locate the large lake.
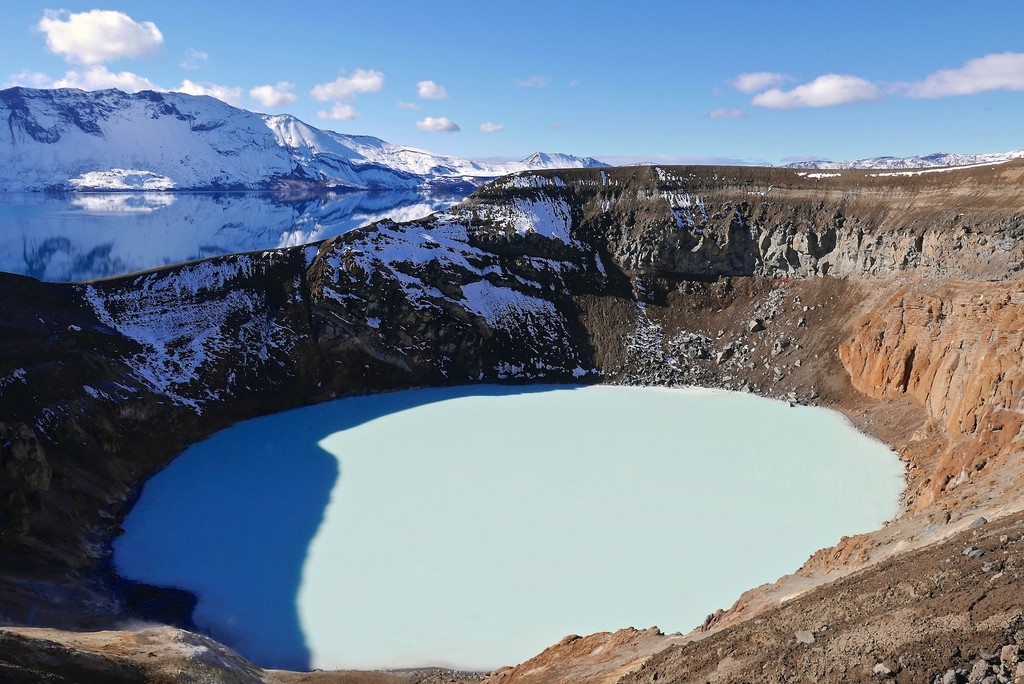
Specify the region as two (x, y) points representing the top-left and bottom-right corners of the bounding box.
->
(0, 190), (467, 282)
(113, 385), (904, 672)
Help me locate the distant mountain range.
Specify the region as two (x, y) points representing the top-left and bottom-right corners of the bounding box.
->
(785, 149), (1024, 170)
(0, 87), (608, 192)
(7, 85), (1020, 190)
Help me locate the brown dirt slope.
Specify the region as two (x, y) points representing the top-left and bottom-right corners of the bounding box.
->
(487, 628), (686, 684)
(615, 515), (1024, 684)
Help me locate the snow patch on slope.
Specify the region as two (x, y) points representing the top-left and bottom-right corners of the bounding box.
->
(69, 169), (176, 191)
(317, 197), (596, 378)
(475, 196), (575, 243)
(459, 279), (559, 328)
(786, 149), (1024, 170)
(867, 160), (1015, 177)
(82, 256), (290, 409)
(659, 191), (708, 231)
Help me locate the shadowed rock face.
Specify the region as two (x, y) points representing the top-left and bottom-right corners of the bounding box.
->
(1, 162), (1024, 681)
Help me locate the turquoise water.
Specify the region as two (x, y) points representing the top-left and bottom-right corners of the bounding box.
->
(113, 385), (904, 672)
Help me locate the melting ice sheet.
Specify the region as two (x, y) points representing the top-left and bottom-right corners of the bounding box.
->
(113, 385), (904, 672)
(0, 190), (464, 282)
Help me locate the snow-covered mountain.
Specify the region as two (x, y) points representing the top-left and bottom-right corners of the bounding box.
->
(264, 118), (606, 180)
(0, 87), (607, 192)
(786, 149), (1024, 170)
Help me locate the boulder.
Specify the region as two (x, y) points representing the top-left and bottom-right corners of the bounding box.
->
(969, 659), (990, 683)
(0, 422), (51, 491)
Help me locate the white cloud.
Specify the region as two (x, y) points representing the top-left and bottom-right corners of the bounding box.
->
(180, 48), (208, 70)
(249, 82), (296, 108)
(38, 9), (163, 65)
(176, 79), (243, 106)
(515, 75), (550, 88)
(5, 70), (54, 88)
(416, 80), (448, 100)
(396, 101), (421, 110)
(906, 52), (1024, 98)
(752, 74), (881, 109)
(729, 72), (791, 94)
(479, 122), (505, 132)
(53, 65), (160, 92)
(319, 103), (359, 120)
(416, 117), (460, 132)
(549, 122), (570, 130)
(707, 108), (748, 119)
(310, 69), (384, 101)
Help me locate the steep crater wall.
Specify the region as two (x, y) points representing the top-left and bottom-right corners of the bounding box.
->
(1, 161), (1023, 647)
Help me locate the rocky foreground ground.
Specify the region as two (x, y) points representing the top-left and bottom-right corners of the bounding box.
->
(2, 161), (1024, 681)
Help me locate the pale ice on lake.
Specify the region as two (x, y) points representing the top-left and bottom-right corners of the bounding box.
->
(114, 385), (904, 671)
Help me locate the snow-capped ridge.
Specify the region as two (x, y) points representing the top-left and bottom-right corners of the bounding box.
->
(0, 87), (608, 192)
(786, 149), (1024, 170)
(517, 152), (608, 170)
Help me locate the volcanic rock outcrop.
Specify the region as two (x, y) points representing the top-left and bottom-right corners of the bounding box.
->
(2, 160), (1024, 681)
(840, 283), (1024, 511)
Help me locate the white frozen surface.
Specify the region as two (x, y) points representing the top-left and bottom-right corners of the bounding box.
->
(114, 385), (905, 671)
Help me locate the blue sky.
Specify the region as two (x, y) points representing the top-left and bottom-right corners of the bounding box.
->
(2, 1), (1024, 164)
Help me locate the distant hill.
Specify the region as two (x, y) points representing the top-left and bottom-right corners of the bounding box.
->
(785, 149), (1024, 170)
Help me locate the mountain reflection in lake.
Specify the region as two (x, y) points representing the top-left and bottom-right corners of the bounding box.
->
(0, 189), (469, 282)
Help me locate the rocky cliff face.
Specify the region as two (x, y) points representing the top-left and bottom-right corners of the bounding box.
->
(841, 283), (1024, 511)
(561, 163), (1024, 281)
(2, 161), (1024, 680)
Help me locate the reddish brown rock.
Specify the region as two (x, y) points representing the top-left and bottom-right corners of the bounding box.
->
(485, 628), (684, 684)
(839, 282), (1024, 511)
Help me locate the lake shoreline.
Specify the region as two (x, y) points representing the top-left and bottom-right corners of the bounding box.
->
(114, 385), (904, 671)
